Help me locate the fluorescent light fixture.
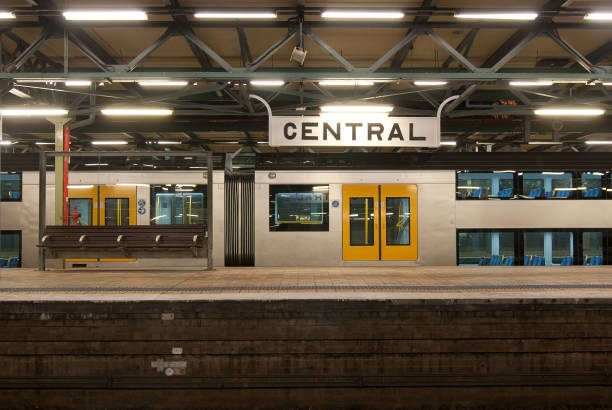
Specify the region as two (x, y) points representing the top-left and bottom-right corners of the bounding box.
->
(8, 89), (31, 99)
(256, 141), (268, 144)
(585, 12), (612, 20)
(35, 142), (54, 145)
(0, 108), (68, 116)
(455, 12), (537, 20)
(189, 166), (207, 169)
(322, 10), (404, 19)
(0, 141), (14, 145)
(116, 183), (149, 187)
(138, 81), (189, 87)
(534, 108), (605, 116)
(250, 80), (284, 86)
(64, 80), (91, 87)
(414, 81), (448, 86)
(91, 140), (128, 145)
(585, 140), (612, 145)
(493, 170), (516, 173)
(63, 10), (147, 21)
(319, 80), (374, 86)
(194, 11), (277, 19)
(440, 141), (456, 146)
(509, 81), (553, 86)
(0, 11), (15, 19)
(156, 141), (182, 145)
(101, 108), (173, 116)
(176, 188), (194, 192)
(177, 184), (196, 187)
(320, 105), (393, 113)
(603, 83), (612, 86)
(528, 141), (563, 145)
(67, 185), (94, 189)
(542, 172), (565, 175)
(84, 163), (108, 166)
(457, 186), (480, 190)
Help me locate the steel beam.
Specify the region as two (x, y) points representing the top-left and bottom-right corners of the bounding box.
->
(182, 30), (233, 72)
(369, 30), (422, 72)
(306, 29), (355, 72)
(68, 30), (111, 71)
(441, 28), (478, 69)
(489, 30), (539, 73)
(165, 0), (212, 69)
(123, 27), (175, 72)
(4, 31), (61, 70)
(426, 29), (479, 72)
(237, 26), (252, 67)
(390, 0), (439, 69)
(247, 29), (296, 72)
(5, 28), (53, 72)
(547, 30), (601, 73)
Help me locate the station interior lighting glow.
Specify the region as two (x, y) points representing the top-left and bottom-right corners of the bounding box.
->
(320, 105), (394, 113)
(194, 11), (277, 19)
(101, 108), (173, 116)
(155, 141), (182, 145)
(250, 80), (285, 86)
(584, 12), (612, 20)
(440, 141), (457, 146)
(67, 185), (94, 189)
(84, 163), (109, 166)
(138, 81), (189, 87)
(319, 80), (374, 86)
(35, 142), (54, 145)
(509, 81), (554, 86)
(0, 108), (68, 116)
(534, 108), (605, 116)
(0, 12), (15, 19)
(64, 80), (92, 87)
(454, 12), (538, 20)
(585, 140), (612, 145)
(91, 141), (128, 145)
(527, 141), (563, 145)
(63, 10), (148, 21)
(414, 81), (448, 86)
(321, 10), (404, 19)
(0, 141), (14, 145)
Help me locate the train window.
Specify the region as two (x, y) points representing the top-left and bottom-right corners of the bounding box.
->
(522, 172), (572, 199)
(269, 185), (329, 231)
(349, 197), (375, 246)
(457, 230), (515, 265)
(579, 172), (605, 199)
(0, 172), (21, 201)
(582, 232), (603, 265)
(104, 198), (130, 226)
(150, 185), (206, 225)
(0, 230), (21, 268)
(523, 231), (573, 265)
(68, 198), (93, 226)
(456, 172), (514, 199)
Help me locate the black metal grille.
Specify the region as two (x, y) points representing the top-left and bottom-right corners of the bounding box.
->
(225, 174), (254, 266)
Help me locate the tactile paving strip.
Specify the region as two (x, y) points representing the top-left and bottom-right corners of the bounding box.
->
(2, 284), (612, 292)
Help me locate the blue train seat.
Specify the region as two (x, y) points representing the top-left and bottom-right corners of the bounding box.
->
(470, 188), (481, 198)
(528, 188), (543, 198)
(555, 190), (570, 198)
(524, 255), (532, 266)
(0, 258), (7, 268)
(560, 256), (573, 266)
(532, 256), (544, 266)
(583, 188), (602, 198)
(503, 256), (514, 266)
(490, 255), (502, 266)
(499, 188), (513, 199)
(545, 190), (553, 198)
(591, 255), (603, 266)
(7, 257), (19, 268)
(478, 256), (488, 266)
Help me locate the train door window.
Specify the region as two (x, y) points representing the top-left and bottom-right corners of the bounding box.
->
(0, 172), (21, 201)
(523, 231), (573, 265)
(457, 230), (515, 266)
(583, 232), (603, 265)
(104, 198), (129, 226)
(343, 185), (417, 261)
(68, 198), (92, 226)
(151, 185), (207, 225)
(0, 230), (21, 268)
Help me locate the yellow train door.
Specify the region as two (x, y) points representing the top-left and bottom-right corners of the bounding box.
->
(342, 185), (380, 260)
(342, 184), (418, 261)
(99, 185), (137, 262)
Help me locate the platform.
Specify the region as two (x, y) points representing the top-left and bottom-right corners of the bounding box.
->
(2, 265), (612, 300)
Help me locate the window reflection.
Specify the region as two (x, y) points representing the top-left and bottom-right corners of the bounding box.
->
(456, 172), (514, 199)
(151, 184), (206, 225)
(0, 231), (21, 268)
(349, 197), (374, 246)
(386, 197), (410, 245)
(269, 185), (329, 231)
(457, 231), (515, 265)
(0, 172), (21, 201)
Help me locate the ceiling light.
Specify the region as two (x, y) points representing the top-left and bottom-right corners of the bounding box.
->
(585, 12), (612, 21)
(534, 108), (605, 116)
(64, 80), (91, 87)
(35, 142), (55, 145)
(63, 10), (147, 21)
(101, 108), (173, 116)
(0, 108), (68, 116)
(528, 141), (563, 145)
(156, 141), (182, 145)
(0, 141), (14, 145)
(454, 12), (538, 20)
(602, 83), (612, 86)
(194, 11), (277, 19)
(138, 81), (189, 87)
(414, 81), (448, 86)
(91, 140), (128, 145)
(322, 10), (404, 19)
(320, 105), (394, 113)
(116, 183), (149, 187)
(542, 172), (565, 175)
(8, 89), (31, 99)
(67, 185), (94, 189)
(585, 140), (612, 145)
(319, 80), (374, 86)
(84, 163), (109, 166)
(440, 141), (456, 146)
(250, 80), (284, 86)
(509, 81), (553, 86)
(0, 12), (15, 19)
(189, 166), (206, 169)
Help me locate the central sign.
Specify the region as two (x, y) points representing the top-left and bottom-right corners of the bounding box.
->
(269, 116), (440, 147)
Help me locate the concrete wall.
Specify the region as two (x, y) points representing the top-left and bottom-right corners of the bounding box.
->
(0, 171), (224, 268)
(254, 170), (457, 266)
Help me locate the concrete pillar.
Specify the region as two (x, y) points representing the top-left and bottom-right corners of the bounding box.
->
(48, 117), (70, 269)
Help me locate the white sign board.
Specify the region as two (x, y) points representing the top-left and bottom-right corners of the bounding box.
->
(269, 116), (440, 147)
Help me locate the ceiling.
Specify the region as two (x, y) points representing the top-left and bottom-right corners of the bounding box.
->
(0, 0), (612, 158)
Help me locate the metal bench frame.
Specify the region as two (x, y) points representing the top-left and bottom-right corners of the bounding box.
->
(37, 151), (213, 270)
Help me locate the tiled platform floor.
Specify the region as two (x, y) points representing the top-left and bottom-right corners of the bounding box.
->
(2, 265), (612, 301)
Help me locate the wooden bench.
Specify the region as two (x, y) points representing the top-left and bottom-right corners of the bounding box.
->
(39, 225), (208, 259)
